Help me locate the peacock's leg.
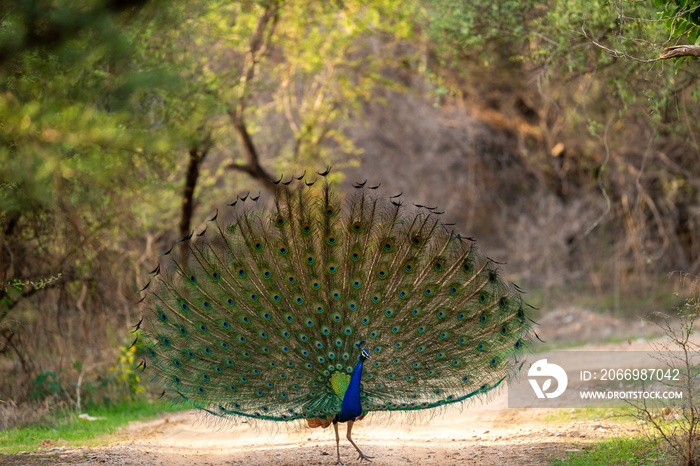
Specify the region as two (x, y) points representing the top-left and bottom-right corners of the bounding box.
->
(333, 421), (343, 465)
(345, 420), (374, 462)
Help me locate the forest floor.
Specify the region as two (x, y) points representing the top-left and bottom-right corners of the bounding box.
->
(3, 307), (691, 465)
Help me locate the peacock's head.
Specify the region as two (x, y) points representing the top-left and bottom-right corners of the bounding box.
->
(358, 340), (371, 361)
(360, 348), (371, 361)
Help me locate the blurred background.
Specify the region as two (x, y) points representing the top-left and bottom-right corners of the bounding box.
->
(1, 0), (699, 429)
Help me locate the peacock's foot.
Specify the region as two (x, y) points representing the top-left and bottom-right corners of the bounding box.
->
(357, 452), (374, 462)
(334, 461), (344, 465)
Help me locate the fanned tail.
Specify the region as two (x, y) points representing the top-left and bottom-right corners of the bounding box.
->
(141, 177), (535, 422)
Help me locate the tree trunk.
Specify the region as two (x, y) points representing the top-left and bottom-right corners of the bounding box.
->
(178, 144), (209, 258)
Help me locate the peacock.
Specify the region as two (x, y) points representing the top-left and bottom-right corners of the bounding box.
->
(137, 169), (534, 464)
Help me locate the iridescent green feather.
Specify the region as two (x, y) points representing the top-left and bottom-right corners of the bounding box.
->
(141, 178), (534, 422)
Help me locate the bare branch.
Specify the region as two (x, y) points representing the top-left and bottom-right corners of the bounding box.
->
(227, 113), (280, 194)
(581, 22), (659, 63)
(226, 3), (282, 194)
(659, 45), (700, 60)
(234, 2), (280, 117)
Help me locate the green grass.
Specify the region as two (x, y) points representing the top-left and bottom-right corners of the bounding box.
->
(553, 436), (667, 465)
(0, 399), (188, 452)
(540, 407), (632, 423)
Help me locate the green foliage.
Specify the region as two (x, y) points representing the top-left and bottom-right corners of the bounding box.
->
(655, 0), (700, 48)
(129, 0), (419, 174)
(105, 339), (145, 401)
(422, 0), (535, 60)
(0, 1), (180, 411)
(2, 273), (62, 292)
(0, 0), (150, 65)
(22, 339), (145, 410)
(422, 0), (697, 65)
(28, 370), (62, 400)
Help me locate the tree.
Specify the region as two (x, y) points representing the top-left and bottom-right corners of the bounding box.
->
(0, 0), (182, 401)
(0, 0), (423, 406)
(418, 0), (700, 306)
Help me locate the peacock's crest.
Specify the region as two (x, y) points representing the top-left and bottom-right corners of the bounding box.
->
(140, 175), (534, 425)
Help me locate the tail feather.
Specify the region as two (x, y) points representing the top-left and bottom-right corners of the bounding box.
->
(142, 179), (535, 422)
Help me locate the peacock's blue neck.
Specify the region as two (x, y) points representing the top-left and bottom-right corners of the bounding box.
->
(338, 357), (364, 422)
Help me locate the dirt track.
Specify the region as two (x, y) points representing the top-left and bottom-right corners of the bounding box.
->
(6, 399), (638, 465)
(7, 332), (668, 465)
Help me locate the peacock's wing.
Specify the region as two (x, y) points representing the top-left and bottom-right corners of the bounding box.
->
(142, 182), (533, 422)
